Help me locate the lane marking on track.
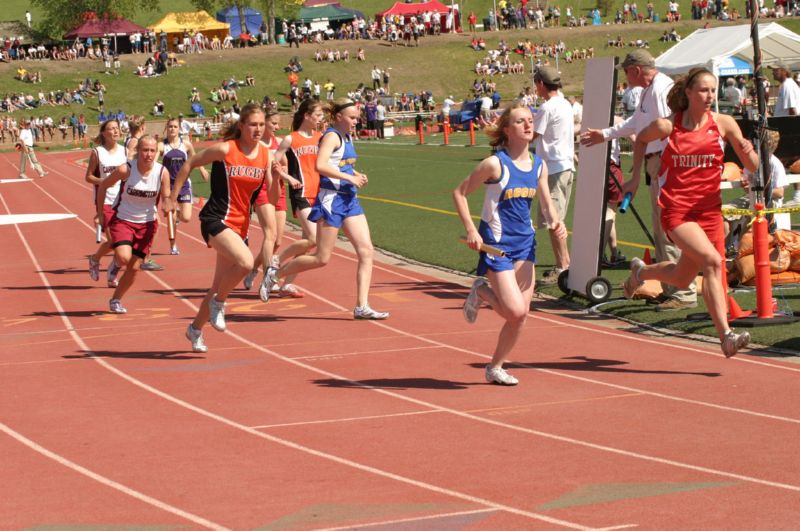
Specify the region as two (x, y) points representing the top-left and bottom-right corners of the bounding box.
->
(293, 344), (441, 360)
(28, 155), (800, 491)
(317, 508), (498, 531)
(251, 409), (441, 430)
(0, 213), (77, 225)
(0, 193), (229, 531)
(7, 170), (616, 531)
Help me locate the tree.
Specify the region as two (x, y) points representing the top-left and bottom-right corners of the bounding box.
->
(596, 0), (614, 17)
(31, 0), (159, 41)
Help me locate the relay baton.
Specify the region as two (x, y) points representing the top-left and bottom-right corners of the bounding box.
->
(167, 210), (176, 241)
(459, 237), (506, 257)
(618, 192), (633, 213)
(95, 223), (102, 244)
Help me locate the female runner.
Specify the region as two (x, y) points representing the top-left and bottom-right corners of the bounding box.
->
(86, 119), (126, 288)
(622, 67), (759, 358)
(241, 109), (296, 300)
(167, 103), (271, 353)
(262, 98), (388, 320)
(96, 135), (170, 313)
(256, 99), (324, 298)
(453, 103), (566, 385)
(158, 116), (209, 255)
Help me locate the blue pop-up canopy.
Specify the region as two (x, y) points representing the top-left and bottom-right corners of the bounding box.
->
(216, 6), (263, 38)
(717, 55), (752, 76)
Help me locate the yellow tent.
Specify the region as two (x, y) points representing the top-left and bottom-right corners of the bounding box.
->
(149, 11), (230, 51)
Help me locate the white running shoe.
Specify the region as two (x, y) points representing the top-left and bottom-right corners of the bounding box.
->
(208, 295), (226, 331)
(259, 267), (278, 303)
(278, 283), (305, 298)
(463, 277), (487, 324)
(623, 257), (646, 299)
(721, 330), (750, 358)
(107, 259), (120, 288)
(354, 304), (389, 320)
(88, 256), (100, 282)
(485, 365), (518, 386)
(271, 255), (281, 268)
(185, 324), (208, 353)
(108, 298), (127, 314)
(243, 269), (257, 291)
(169, 245), (180, 255)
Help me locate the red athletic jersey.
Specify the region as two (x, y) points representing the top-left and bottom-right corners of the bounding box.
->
(286, 131), (322, 201)
(201, 139), (269, 239)
(658, 111), (725, 213)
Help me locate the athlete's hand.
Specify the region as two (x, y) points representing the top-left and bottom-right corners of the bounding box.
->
(621, 177), (639, 199)
(161, 197), (175, 217)
(93, 213), (101, 228)
(351, 171), (368, 188)
(286, 176), (302, 189)
(465, 229), (483, 252)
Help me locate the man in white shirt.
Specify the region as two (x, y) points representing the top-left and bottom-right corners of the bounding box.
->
(18, 119), (47, 178)
(582, 50), (696, 311)
(441, 95), (455, 119)
(533, 66), (575, 284)
(621, 84), (643, 116)
(568, 95), (583, 134)
(371, 66), (382, 90)
(376, 100), (386, 139)
(768, 63), (800, 206)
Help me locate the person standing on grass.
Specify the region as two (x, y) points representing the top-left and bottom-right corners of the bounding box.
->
(261, 98), (389, 320)
(621, 68), (758, 358)
(453, 103), (566, 385)
(531, 66), (574, 286)
(86, 119), (126, 288)
(96, 135), (170, 314)
(166, 103), (271, 353)
(582, 50), (697, 312)
(17, 119), (48, 179)
(158, 117), (209, 256)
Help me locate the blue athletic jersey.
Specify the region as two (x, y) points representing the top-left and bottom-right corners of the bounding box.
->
(319, 127), (358, 196)
(162, 138), (188, 181)
(478, 149), (542, 254)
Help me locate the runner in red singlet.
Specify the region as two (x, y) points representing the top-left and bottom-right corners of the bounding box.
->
(166, 103), (271, 353)
(621, 68), (759, 358)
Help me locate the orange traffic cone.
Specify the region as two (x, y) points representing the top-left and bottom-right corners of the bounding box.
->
(727, 295), (751, 321)
(197, 196), (204, 208)
(643, 248), (653, 265)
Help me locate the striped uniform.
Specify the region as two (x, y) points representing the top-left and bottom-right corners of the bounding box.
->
(161, 137), (192, 203)
(477, 149), (543, 275)
(658, 111), (725, 252)
(286, 130), (322, 214)
(253, 135), (286, 210)
(93, 143), (127, 227)
(308, 128), (363, 228)
(109, 161), (164, 258)
(199, 139), (268, 244)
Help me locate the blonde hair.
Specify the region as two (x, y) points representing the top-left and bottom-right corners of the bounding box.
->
(765, 129), (780, 155)
(484, 102), (531, 148)
(667, 67), (715, 114)
(220, 103), (264, 141)
(323, 98), (356, 123)
(128, 115), (146, 137)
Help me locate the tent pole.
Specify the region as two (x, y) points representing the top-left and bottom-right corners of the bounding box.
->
(748, 0), (771, 209)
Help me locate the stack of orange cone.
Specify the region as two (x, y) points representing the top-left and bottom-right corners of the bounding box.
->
(643, 248), (653, 265)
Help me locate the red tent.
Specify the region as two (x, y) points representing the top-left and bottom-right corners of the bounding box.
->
(64, 17), (148, 39)
(377, 1), (460, 33)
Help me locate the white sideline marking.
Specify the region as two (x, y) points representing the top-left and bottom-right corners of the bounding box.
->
(0, 213), (77, 225)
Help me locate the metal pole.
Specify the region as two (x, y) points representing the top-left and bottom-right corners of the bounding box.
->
(748, 0), (771, 207)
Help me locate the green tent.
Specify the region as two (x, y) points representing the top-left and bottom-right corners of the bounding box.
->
(297, 4), (363, 22)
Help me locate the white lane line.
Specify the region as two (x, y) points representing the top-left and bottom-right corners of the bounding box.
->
(0, 193), (228, 531)
(25, 168), (800, 495)
(0, 213), (77, 225)
(293, 345), (441, 360)
(317, 508), (497, 531)
(7, 175), (604, 531)
(251, 409), (440, 429)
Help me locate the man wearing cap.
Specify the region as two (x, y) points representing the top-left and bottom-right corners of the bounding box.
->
(582, 49), (697, 311)
(768, 63), (800, 206)
(533, 66), (575, 284)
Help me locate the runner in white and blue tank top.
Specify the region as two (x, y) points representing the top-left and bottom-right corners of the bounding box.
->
(307, 126), (364, 227)
(267, 99), (388, 320)
(476, 148), (543, 276)
(453, 104), (567, 386)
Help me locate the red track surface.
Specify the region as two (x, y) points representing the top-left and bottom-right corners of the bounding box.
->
(2, 150), (799, 529)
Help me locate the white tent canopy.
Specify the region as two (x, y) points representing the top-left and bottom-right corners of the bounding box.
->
(655, 23), (800, 77)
